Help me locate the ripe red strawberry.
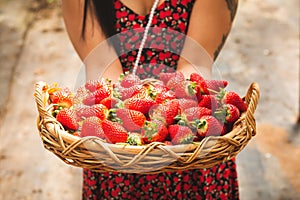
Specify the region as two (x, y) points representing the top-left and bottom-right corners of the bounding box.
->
(149, 99), (180, 125)
(141, 120), (168, 143)
(56, 108), (79, 130)
(101, 119), (128, 144)
(119, 73), (141, 88)
(81, 117), (105, 139)
(177, 99), (198, 111)
(155, 89), (176, 104)
(76, 104), (108, 120)
(50, 87), (73, 108)
(214, 104), (240, 124)
(198, 95), (218, 111)
(177, 107), (212, 125)
(99, 96), (120, 109)
(189, 72), (204, 84)
(85, 79), (106, 92)
(124, 98), (157, 114)
(82, 87), (111, 105)
(199, 80), (228, 94)
(118, 85), (143, 100)
(166, 73), (186, 90)
(127, 132), (143, 145)
(152, 84), (176, 104)
(173, 81), (197, 99)
(217, 89), (248, 112)
(195, 115), (223, 137)
(159, 71), (184, 85)
(168, 125), (195, 145)
(114, 108), (146, 132)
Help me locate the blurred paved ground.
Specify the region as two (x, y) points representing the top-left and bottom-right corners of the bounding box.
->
(0, 0), (299, 199)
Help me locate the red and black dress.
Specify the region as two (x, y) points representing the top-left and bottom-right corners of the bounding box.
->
(83, 0), (239, 199)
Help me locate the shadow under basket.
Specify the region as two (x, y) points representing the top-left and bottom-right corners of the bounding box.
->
(34, 81), (260, 174)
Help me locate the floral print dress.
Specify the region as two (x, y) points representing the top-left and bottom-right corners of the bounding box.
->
(82, 0), (240, 199)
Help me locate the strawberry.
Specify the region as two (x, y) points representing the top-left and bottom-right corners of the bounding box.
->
(189, 72), (204, 84)
(141, 120), (168, 143)
(112, 108), (146, 132)
(127, 132), (143, 146)
(159, 71), (184, 85)
(99, 96), (120, 109)
(56, 108), (79, 130)
(81, 117), (105, 139)
(177, 107), (212, 125)
(154, 89), (176, 104)
(119, 73), (141, 88)
(124, 98), (157, 114)
(101, 119), (128, 144)
(82, 87), (111, 105)
(214, 104), (240, 124)
(199, 80), (228, 94)
(217, 89), (248, 112)
(118, 85), (143, 100)
(168, 125), (195, 145)
(198, 95), (218, 111)
(149, 99), (180, 125)
(76, 104), (108, 120)
(85, 79), (106, 92)
(165, 73), (186, 90)
(195, 115), (223, 137)
(177, 99), (198, 111)
(152, 85), (176, 104)
(50, 87), (73, 108)
(173, 81), (197, 99)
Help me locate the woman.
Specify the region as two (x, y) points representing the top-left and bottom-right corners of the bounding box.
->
(61, 0), (239, 199)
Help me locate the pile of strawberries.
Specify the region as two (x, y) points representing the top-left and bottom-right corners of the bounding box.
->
(48, 72), (247, 145)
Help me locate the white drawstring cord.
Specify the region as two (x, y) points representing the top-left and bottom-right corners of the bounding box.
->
(132, 0), (160, 75)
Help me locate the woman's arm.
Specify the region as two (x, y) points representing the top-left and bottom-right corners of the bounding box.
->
(177, 0), (238, 79)
(61, 0), (123, 81)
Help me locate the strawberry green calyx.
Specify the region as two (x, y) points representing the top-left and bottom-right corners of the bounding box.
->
(112, 87), (122, 99)
(147, 84), (158, 100)
(174, 115), (188, 126)
(127, 133), (143, 146)
(187, 81), (197, 96)
(216, 88), (227, 101)
(143, 121), (158, 141)
(214, 109), (227, 123)
(107, 108), (121, 123)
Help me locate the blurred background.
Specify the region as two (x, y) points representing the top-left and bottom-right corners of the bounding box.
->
(0, 0), (299, 199)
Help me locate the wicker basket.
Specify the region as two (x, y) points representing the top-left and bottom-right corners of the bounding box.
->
(34, 81), (260, 174)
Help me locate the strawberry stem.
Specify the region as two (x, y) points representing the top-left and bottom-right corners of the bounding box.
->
(207, 88), (218, 94)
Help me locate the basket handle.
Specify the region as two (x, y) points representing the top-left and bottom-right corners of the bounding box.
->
(244, 82), (260, 136)
(34, 81), (54, 120)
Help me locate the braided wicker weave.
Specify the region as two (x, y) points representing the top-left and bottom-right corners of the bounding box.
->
(34, 81), (260, 174)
